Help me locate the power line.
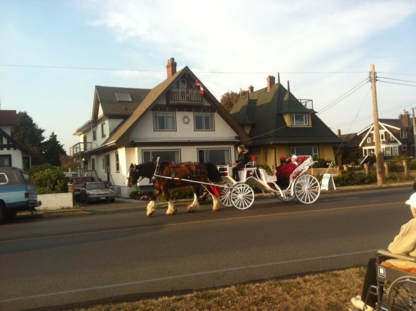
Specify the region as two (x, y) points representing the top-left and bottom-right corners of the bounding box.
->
(377, 76), (416, 84)
(377, 80), (416, 88)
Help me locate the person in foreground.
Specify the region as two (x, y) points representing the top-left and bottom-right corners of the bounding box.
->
(350, 193), (416, 311)
(232, 144), (250, 181)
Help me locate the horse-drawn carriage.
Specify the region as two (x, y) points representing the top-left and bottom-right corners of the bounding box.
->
(127, 155), (320, 216)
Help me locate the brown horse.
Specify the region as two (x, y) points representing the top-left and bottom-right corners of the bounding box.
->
(127, 161), (223, 216)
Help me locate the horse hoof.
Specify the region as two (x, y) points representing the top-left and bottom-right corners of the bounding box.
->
(147, 210), (155, 217)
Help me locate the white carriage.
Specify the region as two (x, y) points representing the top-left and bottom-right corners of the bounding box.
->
(214, 155), (321, 210)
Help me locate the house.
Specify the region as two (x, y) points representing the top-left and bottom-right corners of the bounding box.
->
(0, 110), (34, 170)
(71, 58), (251, 198)
(334, 130), (363, 166)
(357, 111), (414, 160)
(230, 76), (341, 170)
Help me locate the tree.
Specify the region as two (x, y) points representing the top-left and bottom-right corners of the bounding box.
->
(11, 111), (45, 151)
(43, 132), (67, 166)
(220, 91), (247, 112)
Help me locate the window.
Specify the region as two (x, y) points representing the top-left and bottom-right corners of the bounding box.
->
(194, 113), (214, 130)
(179, 79), (187, 88)
(390, 135), (395, 141)
(115, 92), (132, 102)
(198, 149), (231, 165)
(154, 112), (176, 130)
(143, 150), (180, 163)
(115, 152), (120, 173)
(251, 147), (260, 154)
(101, 123), (106, 138)
(289, 146), (318, 158)
(385, 147), (391, 156)
(93, 130), (97, 141)
(402, 145), (407, 151)
(367, 137), (372, 143)
(0, 155), (11, 167)
(393, 146), (399, 156)
(91, 158), (95, 170)
(0, 173), (8, 184)
(380, 133), (385, 141)
(400, 130), (408, 139)
(291, 114), (308, 126)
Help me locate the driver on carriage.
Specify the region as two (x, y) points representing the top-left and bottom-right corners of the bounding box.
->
(232, 144), (250, 181)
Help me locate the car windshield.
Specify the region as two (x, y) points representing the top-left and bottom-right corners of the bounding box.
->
(73, 177), (94, 184)
(86, 183), (106, 190)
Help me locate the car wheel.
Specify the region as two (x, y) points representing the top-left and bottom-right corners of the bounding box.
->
(0, 203), (7, 224)
(6, 209), (17, 221)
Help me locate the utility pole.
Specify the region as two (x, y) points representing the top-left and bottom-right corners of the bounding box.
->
(413, 108), (416, 157)
(370, 64), (385, 185)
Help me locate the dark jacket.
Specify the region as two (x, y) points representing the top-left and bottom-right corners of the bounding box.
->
(235, 150), (250, 167)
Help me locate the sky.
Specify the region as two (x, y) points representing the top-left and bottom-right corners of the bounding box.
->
(1, 0), (416, 154)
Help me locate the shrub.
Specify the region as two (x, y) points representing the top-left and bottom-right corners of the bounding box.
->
(387, 172), (399, 182)
(312, 157), (334, 168)
(30, 166), (67, 194)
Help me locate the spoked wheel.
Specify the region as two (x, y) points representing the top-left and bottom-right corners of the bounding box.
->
(231, 184), (255, 210)
(294, 174), (321, 204)
(387, 276), (416, 311)
(219, 187), (233, 207)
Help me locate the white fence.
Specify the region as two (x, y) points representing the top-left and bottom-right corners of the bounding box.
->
(36, 193), (73, 211)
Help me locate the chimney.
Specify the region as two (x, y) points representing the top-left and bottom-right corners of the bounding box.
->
(248, 85), (254, 93)
(166, 58), (177, 78)
(338, 129), (341, 138)
(267, 75), (275, 92)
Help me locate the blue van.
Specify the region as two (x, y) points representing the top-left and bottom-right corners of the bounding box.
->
(0, 167), (42, 223)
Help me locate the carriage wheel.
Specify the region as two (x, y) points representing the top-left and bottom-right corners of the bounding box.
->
(219, 187), (233, 207)
(231, 184), (255, 210)
(386, 276), (416, 311)
(294, 174), (320, 204)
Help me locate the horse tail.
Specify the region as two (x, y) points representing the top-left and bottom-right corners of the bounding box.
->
(204, 162), (222, 183)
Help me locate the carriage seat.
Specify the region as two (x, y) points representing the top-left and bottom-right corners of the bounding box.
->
(289, 156), (314, 181)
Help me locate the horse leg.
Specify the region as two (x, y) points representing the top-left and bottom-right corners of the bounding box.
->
(187, 185), (200, 212)
(146, 188), (160, 217)
(203, 185), (220, 212)
(162, 184), (177, 215)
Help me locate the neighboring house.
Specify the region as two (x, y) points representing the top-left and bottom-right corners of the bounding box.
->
(334, 130), (363, 166)
(71, 58), (251, 198)
(0, 110), (34, 170)
(230, 76), (341, 170)
(358, 111), (414, 160)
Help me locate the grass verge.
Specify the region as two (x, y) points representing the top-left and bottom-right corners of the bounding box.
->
(71, 267), (366, 311)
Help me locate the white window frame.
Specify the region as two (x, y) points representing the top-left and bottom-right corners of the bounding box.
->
(392, 146), (399, 156)
(291, 114), (308, 126)
(154, 112), (176, 131)
(400, 130), (408, 139)
(289, 146), (319, 158)
(197, 148), (231, 165)
(115, 152), (120, 173)
(143, 149), (180, 163)
(101, 123), (106, 138)
(385, 147), (391, 156)
(367, 137), (372, 143)
(194, 113), (214, 131)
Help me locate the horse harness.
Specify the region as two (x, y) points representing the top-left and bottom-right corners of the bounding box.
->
(153, 162), (206, 185)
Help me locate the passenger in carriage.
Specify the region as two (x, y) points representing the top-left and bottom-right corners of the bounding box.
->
(350, 193), (416, 311)
(232, 144), (250, 181)
(275, 155), (299, 187)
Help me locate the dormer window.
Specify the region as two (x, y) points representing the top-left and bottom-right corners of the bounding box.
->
(115, 92), (132, 102)
(291, 114), (308, 126)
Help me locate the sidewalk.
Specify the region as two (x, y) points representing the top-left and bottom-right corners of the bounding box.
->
(26, 180), (414, 219)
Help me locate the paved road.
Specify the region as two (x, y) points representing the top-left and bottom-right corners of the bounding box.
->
(0, 187), (413, 311)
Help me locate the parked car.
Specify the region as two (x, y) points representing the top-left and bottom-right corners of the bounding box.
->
(70, 176), (96, 201)
(0, 167), (42, 223)
(79, 181), (116, 203)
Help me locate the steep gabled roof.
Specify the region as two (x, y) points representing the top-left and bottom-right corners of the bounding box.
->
(99, 66), (251, 147)
(93, 86), (152, 120)
(0, 110), (18, 126)
(231, 83), (340, 146)
(0, 128), (34, 154)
